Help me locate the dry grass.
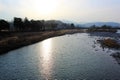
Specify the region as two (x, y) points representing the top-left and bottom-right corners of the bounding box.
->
(0, 29), (83, 54)
(99, 38), (120, 49)
(87, 29), (117, 33)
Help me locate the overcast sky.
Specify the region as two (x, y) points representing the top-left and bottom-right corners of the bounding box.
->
(0, 0), (120, 22)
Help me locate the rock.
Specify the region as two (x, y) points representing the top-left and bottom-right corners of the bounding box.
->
(110, 52), (120, 58)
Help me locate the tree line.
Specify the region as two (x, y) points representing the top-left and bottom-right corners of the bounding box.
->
(0, 17), (75, 32)
(13, 17), (45, 31)
(88, 25), (117, 32)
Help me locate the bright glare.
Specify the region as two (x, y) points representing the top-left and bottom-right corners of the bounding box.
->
(41, 39), (52, 60)
(40, 39), (53, 79)
(34, 0), (58, 15)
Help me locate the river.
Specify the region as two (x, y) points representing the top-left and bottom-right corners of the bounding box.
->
(0, 33), (120, 80)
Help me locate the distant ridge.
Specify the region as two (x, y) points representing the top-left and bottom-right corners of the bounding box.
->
(61, 20), (120, 28)
(82, 22), (120, 27)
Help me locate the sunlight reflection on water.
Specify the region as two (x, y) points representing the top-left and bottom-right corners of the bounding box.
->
(39, 39), (53, 79)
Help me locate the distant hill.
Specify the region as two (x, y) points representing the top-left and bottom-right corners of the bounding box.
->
(82, 22), (120, 27)
(61, 20), (120, 28)
(46, 20), (120, 28)
(45, 20), (63, 24)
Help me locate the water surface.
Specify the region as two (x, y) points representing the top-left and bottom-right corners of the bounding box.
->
(0, 33), (120, 80)
(117, 29), (120, 33)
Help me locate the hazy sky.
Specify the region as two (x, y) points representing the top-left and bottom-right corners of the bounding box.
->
(0, 0), (120, 22)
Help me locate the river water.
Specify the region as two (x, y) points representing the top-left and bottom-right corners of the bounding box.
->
(117, 29), (120, 33)
(0, 33), (120, 80)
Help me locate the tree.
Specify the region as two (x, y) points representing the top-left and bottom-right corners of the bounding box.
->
(70, 23), (75, 29)
(90, 25), (96, 28)
(41, 20), (45, 31)
(101, 25), (111, 29)
(13, 17), (23, 31)
(23, 17), (31, 31)
(30, 20), (39, 31)
(0, 19), (10, 31)
(50, 23), (58, 30)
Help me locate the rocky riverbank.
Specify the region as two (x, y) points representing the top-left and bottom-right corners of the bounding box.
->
(89, 32), (120, 64)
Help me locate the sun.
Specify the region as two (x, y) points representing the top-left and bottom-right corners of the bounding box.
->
(34, 0), (58, 15)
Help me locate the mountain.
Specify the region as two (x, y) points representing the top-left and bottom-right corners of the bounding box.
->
(82, 22), (120, 27)
(61, 20), (120, 28)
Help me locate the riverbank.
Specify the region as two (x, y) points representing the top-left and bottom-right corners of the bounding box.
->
(0, 29), (84, 54)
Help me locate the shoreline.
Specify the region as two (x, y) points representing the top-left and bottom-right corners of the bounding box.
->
(0, 29), (84, 54)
